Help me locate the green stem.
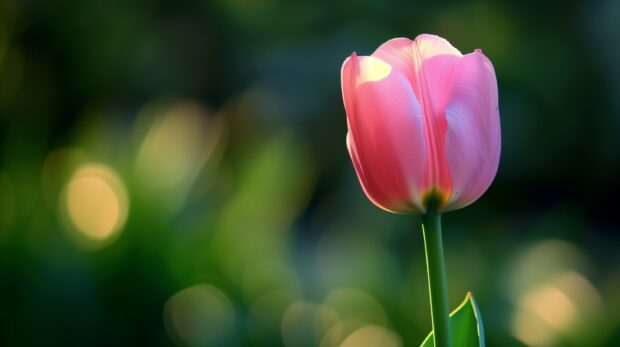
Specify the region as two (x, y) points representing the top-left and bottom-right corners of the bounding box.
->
(421, 211), (451, 347)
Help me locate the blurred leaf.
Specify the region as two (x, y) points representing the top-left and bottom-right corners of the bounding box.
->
(202, 132), (315, 286)
(420, 292), (485, 347)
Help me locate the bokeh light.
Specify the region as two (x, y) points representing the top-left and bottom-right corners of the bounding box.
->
(508, 240), (605, 347)
(506, 239), (590, 301)
(247, 289), (297, 345)
(318, 288), (390, 347)
(164, 284), (238, 347)
(281, 301), (340, 347)
(59, 163), (129, 248)
(338, 325), (402, 347)
(323, 288), (388, 328)
(134, 100), (223, 215)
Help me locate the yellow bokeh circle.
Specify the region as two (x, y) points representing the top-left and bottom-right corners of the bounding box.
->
(60, 163), (129, 249)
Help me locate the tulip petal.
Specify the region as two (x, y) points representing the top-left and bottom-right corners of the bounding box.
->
(443, 50), (501, 211)
(372, 35), (461, 80)
(413, 33), (462, 58)
(341, 53), (426, 213)
(372, 35), (465, 202)
(371, 38), (417, 81)
(372, 35), (462, 114)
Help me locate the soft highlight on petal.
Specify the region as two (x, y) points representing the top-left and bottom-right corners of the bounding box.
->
(413, 34), (462, 60)
(341, 54), (426, 213)
(356, 56), (392, 85)
(371, 35), (461, 78)
(442, 50), (501, 211)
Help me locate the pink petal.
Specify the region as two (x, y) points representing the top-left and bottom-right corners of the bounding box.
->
(372, 35), (462, 114)
(341, 53), (426, 213)
(413, 34), (462, 57)
(442, 50), (501, 211)
(371, 38), (418, 82)
(372, 35), (465, 202)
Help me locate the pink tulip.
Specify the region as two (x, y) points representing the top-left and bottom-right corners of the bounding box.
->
(342, 34), (500, 214)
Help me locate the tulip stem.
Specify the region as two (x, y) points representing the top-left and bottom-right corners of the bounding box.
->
(421, 211), (451, 347)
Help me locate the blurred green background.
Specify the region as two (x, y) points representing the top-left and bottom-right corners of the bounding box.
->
(1, 0), (619, 346)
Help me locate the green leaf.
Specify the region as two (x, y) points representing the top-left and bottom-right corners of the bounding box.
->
(420, 292), (485, 347)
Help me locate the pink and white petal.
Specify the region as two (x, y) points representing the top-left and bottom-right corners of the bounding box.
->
(371, 35), (461, 199)
(442, 50), (501, 211)
(371, 35), (461, 75)
(409, 35), (463, 197)
(371, 35), (465, 200)
(371, 37), (417, 82)
(413, 35), (463, 117)
(341, 54), (426, 213)
(371, 35), (462, 112)
(413, 34), (462, 60)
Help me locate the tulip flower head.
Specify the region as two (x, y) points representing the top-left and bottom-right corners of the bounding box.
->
(342, 34), (500, 214)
